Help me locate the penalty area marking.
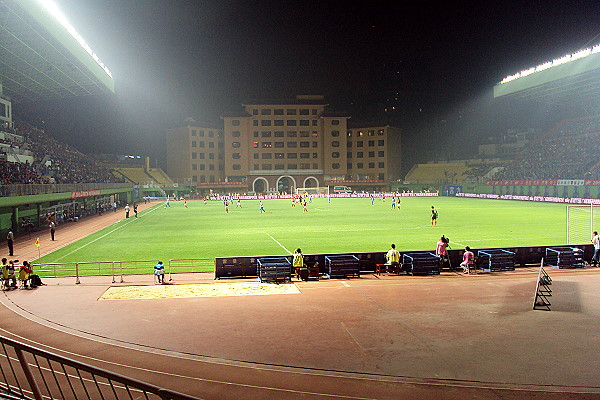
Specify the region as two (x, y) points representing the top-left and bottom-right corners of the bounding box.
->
(266, 233), (290, 254)
(51, 205), (162, 262)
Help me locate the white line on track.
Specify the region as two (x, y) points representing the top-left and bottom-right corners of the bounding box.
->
(52, 205), (162, 262)
(266, 233), (290, 253)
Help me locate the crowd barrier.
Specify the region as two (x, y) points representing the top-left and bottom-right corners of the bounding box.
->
(0, 335), (201, 400)
(32, 258), (214, 283)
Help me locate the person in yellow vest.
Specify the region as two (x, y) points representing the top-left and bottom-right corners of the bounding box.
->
(18, 261), (33, 289)
(293, 248), (304, 281)
(385, 244), (400, 274)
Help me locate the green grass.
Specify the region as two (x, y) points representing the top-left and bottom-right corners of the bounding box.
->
(34, 196), (580, 274)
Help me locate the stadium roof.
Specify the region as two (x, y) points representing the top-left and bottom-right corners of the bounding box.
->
(493, 44), (600, 106)
(0, 0), (114, 103)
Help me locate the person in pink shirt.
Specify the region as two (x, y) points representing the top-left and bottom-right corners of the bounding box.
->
(435, 236), (449, 269)
(460, 246), (474, 274)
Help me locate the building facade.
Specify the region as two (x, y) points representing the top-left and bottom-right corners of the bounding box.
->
(166, 96), (401, 193)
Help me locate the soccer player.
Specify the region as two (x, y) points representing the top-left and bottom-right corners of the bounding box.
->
(165, 198), (170, 208)
(236, 199), (242, 208)
(397, 198), (401, 210)
(224, 200), (229, 213)
(184, 199), (188, 208)
(371, 195), (375, 206)
(303, 200), (308, 213)
(259, 201), (265, 213)
(391, 197), (396, 210)
(431, 206), (438, 226)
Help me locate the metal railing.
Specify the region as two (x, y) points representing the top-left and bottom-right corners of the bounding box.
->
(0, 336), (202, 400)
(33, 259), (215, 284)
(0, 183), (132, 198)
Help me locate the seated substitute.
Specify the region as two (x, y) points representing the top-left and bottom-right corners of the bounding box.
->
(460, 246), (475, 274)
(18, 261), (33, 289)
(385, 244), (400, 273)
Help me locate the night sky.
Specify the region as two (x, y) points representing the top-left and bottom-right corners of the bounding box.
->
(15, 0), (600, 170)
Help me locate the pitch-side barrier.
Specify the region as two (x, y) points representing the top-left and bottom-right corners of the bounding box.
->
(32, 259), (214, 284)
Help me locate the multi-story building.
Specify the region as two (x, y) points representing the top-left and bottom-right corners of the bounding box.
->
(166, 95), (401, 194)
(166, 124), (224, 185)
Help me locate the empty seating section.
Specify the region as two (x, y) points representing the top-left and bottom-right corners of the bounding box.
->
(477, 249), (516, 272)
(147, 168), (174, 184)
(325, 255), (360, 278)
(115, 168), (154, 184)
(405, 162), (470, 184)
(545, 247), (585, 269)
(402, 252), (441, 275)
(257, 257), (291, 283)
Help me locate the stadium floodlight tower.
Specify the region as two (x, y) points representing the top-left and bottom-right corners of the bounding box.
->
(0, 0), (115, 103)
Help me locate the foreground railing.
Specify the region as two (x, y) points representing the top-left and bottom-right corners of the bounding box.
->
(0, 183), (132, 197)
(33, 259), (215, 283)
(0, 336), (202, 400)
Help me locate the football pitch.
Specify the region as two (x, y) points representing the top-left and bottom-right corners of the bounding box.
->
(35, 196), (584, 271)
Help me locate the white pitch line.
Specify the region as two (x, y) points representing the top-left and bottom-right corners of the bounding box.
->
(52, 205), (162, 262)
(266, 233), (291, 254)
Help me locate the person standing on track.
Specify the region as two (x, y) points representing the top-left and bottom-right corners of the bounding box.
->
(6, 229), (14, 256)
(124, 204), (130, 218)
(592, 231), (600, 267)
(49, 221), (55, 241)
(134, 203), (139, 218)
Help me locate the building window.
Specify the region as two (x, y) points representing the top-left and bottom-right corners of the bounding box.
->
(232, 120), (240, 126)
(192, 164), (197, 170)
(199, 164), (205, 170)
(209, 152), (215, 159)
(191, 141), (197, 147)
(261, 120), (272, 126)
(191, 129), (197, 136)
(262, 153), (272, 159)
(253, 153), (259, 159)
(331, 130), (340, 137)
(261, 131), (272, 137)
(199, 130), (205, 137)
(261, 109), (271, 115)
(331, 120), (340, 125)
(300, 141), (309, 148)
(332, 163), (340, 169)
(287, 109), (297, 115)
(299, 109), (309, 115)
(232, 131), (240, 137)
(274, 131), (284, 137)
(275, 142), (284, 148)
(379, 162), (385, 168)
(369, 151), (375, 157)
(378, 129), (385, 135)
(232, 153), (241, 159)
(192, 152), (197, 159)
(332, 152), (340, 158)
(199, 141), (205, 148)
(275, 153), (284, 159)
(356, 141), (363, 147)
(357, 152), (363, 158)
(262, 164), (272, 170)
(347, 152), (352, 158)
(300, 153), (310, 158)
(274, 109), (284, 115)
(357, 162), (363, 169)
(347, 162), (352, 169)
(275, 163), (285, 169)
(232, 142), (240, 148)
(287, 120), (297, 126)
(332, 141), (340, 147)
(287, 153), (297, 158)
(368, 140), (375, 147)
(199, 153), (205, 159)
(232, 164), (241, 170)
(378, 140), (385, 146)
(288, 131), (297, 137)
(288, 163), (297, 169)
(262, 142), (272, 148)
(369, 162), (375, 168)
(313, 153), (318, 158)
(287, 142), (297, 148)
(274, 120), (284, 126)
(300, 131), (309, 137)
(253, 120), (258, 126)
(299, 120), (309, 126)
(368, 130), (375, 136)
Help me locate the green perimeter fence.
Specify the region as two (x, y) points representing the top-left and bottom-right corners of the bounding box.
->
(32, 258), (214, 284)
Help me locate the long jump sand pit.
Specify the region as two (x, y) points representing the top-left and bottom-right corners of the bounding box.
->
(99, 282), (301, 300)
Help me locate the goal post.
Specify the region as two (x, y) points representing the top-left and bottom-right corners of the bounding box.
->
(566, 204), (594, 245)
(295, 187), (330, 196)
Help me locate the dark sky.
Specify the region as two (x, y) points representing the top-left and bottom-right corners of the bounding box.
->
(16, 0), (600, 168)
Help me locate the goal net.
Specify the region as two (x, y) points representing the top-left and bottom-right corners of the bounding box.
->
(295, 187), (329, 196)
(566, 204), (594, 245)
